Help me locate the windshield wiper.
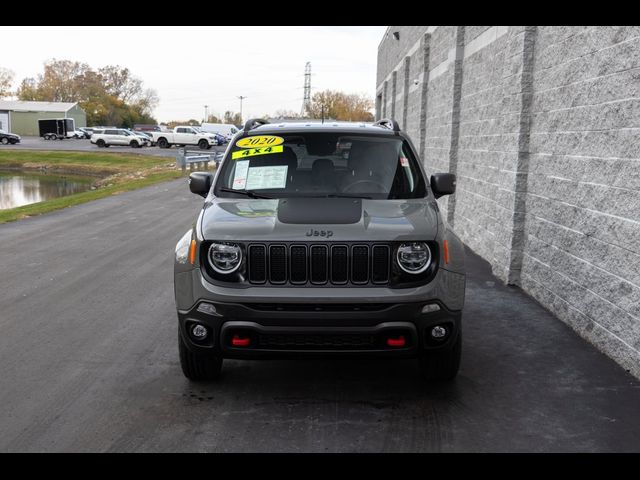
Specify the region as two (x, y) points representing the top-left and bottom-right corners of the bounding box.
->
(218, 187), (274, 199)
(324, 193), (373, 199)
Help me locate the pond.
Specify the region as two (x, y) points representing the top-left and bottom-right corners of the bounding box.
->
(0, 171), (94, 210)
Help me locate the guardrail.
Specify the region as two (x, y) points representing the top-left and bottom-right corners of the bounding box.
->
(176, 148), (224, 173)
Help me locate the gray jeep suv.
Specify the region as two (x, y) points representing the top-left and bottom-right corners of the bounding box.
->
(174, 119), (466, 381)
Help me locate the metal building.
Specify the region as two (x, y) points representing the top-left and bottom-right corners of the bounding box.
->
(0, 100), (87, 136)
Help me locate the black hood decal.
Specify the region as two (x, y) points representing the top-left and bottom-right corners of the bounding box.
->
(276, 198), (362, 225)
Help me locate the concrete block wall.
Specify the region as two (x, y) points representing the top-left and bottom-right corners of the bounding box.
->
(377, 26), (640, 378)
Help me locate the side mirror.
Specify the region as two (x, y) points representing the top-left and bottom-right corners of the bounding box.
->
(430, 173), (456, 199)
(189, 172), (214, 197)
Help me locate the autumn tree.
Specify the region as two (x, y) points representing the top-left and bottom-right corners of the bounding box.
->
(15, 78), (38, 100)
(223, 111), (242, 126)
(15, 59), (158, 127)
(306, 90), (374, 122)
(0, 68), (15, 98)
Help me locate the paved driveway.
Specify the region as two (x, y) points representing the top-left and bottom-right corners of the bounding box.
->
(0, 179), (638, 452)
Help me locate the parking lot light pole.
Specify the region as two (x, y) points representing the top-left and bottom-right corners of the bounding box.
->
(237, 96), (246, 123)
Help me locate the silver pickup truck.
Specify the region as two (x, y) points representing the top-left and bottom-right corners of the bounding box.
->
(174, 119), (466, 382)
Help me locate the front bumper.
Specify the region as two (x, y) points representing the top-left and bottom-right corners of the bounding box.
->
(178, 296), (462, 358)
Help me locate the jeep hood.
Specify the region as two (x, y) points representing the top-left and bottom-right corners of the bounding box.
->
(200, 197), (439, 242)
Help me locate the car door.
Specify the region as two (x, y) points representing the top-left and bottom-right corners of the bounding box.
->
(103, 129), (117, 145)
(114, 130), (128, 145)
(174, 127), (192, 144)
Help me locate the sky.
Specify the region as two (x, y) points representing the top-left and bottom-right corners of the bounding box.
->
(1, 26), (387, 122)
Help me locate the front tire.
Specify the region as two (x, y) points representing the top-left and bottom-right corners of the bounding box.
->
(0, 137), (8, 145)
(130, 140), (140, 148)
(198, 139), (208, 150)
(419, 332), (461, 381)
(96, 139), (106, 148)
(179, 332), (223, 381)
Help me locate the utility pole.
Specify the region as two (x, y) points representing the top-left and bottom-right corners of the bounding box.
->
(301, 62), (311, 117)
(237, 96), (247, 123)
(204, 105), (208, 123)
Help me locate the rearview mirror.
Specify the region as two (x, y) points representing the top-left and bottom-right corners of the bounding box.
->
(189, 172), (214, 197)
(430, 173), (456, 198)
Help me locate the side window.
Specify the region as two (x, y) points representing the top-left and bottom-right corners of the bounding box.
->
(399, 143), (419, 192)
(177, 128), (187, 133)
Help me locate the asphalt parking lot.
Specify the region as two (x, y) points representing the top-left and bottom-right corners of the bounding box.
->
(0, 178), (639, 452)
(1, 136), (227, 158)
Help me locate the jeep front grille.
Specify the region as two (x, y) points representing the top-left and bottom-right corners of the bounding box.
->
(246, 243), (391, 286)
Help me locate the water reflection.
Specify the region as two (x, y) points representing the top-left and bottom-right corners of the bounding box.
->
(0, 172), (93, 209)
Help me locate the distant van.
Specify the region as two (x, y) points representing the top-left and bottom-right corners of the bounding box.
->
(200, 123), (241, 140)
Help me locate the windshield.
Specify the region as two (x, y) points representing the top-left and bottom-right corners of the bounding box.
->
(215, 132), (426, 199)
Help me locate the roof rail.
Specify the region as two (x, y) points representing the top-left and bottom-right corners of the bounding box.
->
(372, 118), (400, 132)
(243, 118), (270, 132)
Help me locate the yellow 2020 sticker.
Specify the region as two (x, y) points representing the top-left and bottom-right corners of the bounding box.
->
(236, 135), (284, 149)
(231, 145), (284, 160)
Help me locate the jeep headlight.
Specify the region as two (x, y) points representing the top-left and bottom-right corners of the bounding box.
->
(209, 242), (242, 274)
(396, 242), (431, 274)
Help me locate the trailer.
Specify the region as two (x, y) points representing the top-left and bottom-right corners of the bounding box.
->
(39, 118), (76, 140)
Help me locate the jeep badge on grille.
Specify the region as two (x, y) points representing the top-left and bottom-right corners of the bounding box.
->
(306, 229), (333, 238)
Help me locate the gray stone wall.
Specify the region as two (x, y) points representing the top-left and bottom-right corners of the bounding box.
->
(377, 26), (640, 378)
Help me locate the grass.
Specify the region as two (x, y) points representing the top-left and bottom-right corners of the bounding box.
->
(0, 151), (190, 224)
(0, 150), (170, 175)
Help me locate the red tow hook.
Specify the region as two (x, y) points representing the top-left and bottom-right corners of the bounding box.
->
(231, 334), (251, 347)
(386, 335), (406, 347)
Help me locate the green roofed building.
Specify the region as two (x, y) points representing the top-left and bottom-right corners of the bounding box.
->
(0, 100), (87, 136)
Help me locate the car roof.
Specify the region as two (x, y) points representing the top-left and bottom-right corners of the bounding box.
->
(245, 121), (399, 137)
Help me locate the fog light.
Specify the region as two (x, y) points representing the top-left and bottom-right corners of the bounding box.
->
(431, 326), (447, 339)
(422, 304), (440, 314)
(191, 324), (208, 339)
(197, 302), (217, 315)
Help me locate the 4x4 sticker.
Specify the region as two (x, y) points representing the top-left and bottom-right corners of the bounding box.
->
(231, 145), (284, 159)
(236, 135), (284, 149)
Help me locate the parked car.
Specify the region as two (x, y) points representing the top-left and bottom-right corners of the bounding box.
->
(77, 127), (94, 139)
(200, 122), (240, 141)
(192, 127), (224, 146)
(149, 126), (218, 150)
(174, 118), (465, 382)
(0, 129), (20, 145)
(91, 128), (146, 148)
(133, 124), (161, 133)
(129, 130), (152, 146)
(69, 129), (88, 139)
